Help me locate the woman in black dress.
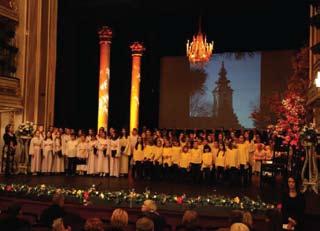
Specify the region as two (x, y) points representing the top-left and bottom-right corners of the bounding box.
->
(2, 124), (17, 176)
(281, 176), (305, 230)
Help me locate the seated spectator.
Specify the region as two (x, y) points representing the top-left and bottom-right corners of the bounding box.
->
(176, 210), (201, 231)
(0, 203), (31, 231)
(242, 211), (254, 231)
(84, 218), (105, 231)
(52, 218), (71, 231)
(230, 223), (249, 231)
(40, 192), (65, 227)
(106, 208), (128, 231)
(136, 217), (154, 231)
(139, 200), (166, 231)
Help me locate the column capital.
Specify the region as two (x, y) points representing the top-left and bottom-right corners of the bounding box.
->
(98, 26), (112, 43)
(130, 42), (145, 56)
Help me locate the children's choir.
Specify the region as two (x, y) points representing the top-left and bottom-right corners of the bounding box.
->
(27, 126), (280, 185)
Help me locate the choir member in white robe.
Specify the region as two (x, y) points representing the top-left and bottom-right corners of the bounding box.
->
(76, 135), (89, 175)
(96, 132), (109, 176)
(125, 128), (138, 166)
(66, 133), (78, 175)
(87, 136), (98, 175)
(109, 133), (120, 177)
(53, 131), (64, 173)
(41, 131), (54, 173)
(29, 131), (43, 174)
(61, 128), (71, 171)
(86, 129), (95, 143)
(119, 128), (129, 175)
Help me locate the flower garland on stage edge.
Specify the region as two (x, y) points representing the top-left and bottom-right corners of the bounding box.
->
(0, 183), (275, 212)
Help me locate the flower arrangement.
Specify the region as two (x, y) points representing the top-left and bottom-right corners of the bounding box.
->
(300, 123), (319, 146)
(16, 121), (34, 138)
(0, 183), (275, 212)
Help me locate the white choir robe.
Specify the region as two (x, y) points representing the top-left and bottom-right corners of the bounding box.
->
(97, 138), (109, 173)
(119, 136), (129, 174)
(61, 134), (71, 170)
(87, 140), (98, 175)
(77, 142), (89, 172)
(41, 139), (54, 173)
(124, 135), (138, 166)
(29, 137), (42, 173)
(53, 138), (64, 173)
(109, 138), (121, 177)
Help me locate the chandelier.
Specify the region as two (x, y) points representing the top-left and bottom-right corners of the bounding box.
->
(186, 17), (214, 66)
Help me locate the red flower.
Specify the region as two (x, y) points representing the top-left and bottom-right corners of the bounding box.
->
(277, 203), (282, 210)
(5, 185), (13, 192)
(176, 196), (183, 204)
(83, 191), (90, 200)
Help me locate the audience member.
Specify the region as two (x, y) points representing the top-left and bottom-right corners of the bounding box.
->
(52, 218), (71, 231)
(106, 208), (129, 231)
(230, 223), (249, 231)
(140, 200), (166, 231)
(176, 210), (201, 231)
(40, 192), (65, 227)
(0, 203), (31, 231)
(84, 218), (105, 231)
(136, 217), (154, 231)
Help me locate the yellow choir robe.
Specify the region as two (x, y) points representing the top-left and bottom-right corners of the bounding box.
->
(201, 151), (213, 170)
(153, 146), (163, 164)
(143, 145), (154, 160)
(179, 151), (191, 169)
(190, 148), (202, 164)
(225, 148), (239, 168)
(163, 147), (172, 166)
(133, 144), (144, 162)
(171, 146), (181, 165)
(237, 143), (249, 166)
(215, 150), (226, 168)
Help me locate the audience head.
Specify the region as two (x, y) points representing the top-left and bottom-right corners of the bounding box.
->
(182, 210), (198, 226)
(111, 208), (129, 228)
(230, 223), (249, 231)
(52, 218), (70, 231)
(84, 218), (105, 231)
(52, 192), (65, 207)
(136, 217), (154, 231)
(7, 203), (22, 217)
(141, 200), (157, 213)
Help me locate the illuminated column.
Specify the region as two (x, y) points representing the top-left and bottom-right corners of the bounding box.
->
(130, 42), (145, 132)
(97, 26), (112, 130)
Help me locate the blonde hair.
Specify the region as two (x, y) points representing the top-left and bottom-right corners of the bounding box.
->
(230, 223), (250, 231)
(143, 200), (157, 212)
(182, 210), (198, 225)
(111, 208), (129, 227)
(136, 217), (154, 231)
(84, 218), (104, 231)
(52, 218), (66, 231)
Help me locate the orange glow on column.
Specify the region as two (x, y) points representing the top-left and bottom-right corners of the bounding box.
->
(98, 26), (112, 130)
(130, 42), (145, 132)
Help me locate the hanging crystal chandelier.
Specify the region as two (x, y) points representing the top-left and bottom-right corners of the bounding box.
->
(186, 16), (214, 66)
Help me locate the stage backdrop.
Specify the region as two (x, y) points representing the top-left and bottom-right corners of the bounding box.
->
(159, 50), (295, 129)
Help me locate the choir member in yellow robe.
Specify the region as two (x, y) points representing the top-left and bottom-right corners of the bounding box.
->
(171, 139), (181, 181)
(162, 139), (172, 180)
(225, 141), (239, 186)
(190, 141), (202, 184)
(237, 135), (249, 186)
(152, 139), (163, 180)
(143, 140), (154, 180)
(41, 131), (54, 174)
(201, 141), (213, 184)
(215, 142), (226, 183)
(133, 137), (144, 179)
(179, 145), (191, 182)
(29, 130), (43, 175)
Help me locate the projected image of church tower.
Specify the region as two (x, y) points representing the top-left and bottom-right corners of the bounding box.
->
(212, 62), (241, 128)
